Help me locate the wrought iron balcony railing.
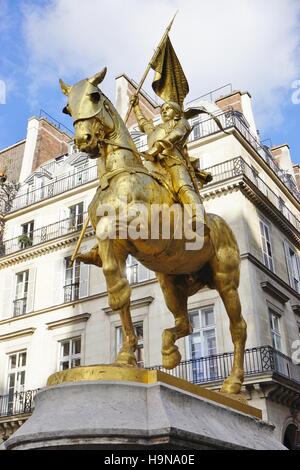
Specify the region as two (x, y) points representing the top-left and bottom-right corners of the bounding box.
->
(150, 345), (300, 386)
(63, 282), (80, 303)
(187, 110), (300, 202)
(0, 389), (38, 417)
(1, 156), (298, 262)
(0, 346), (299, 418)
(203, 157), (300, 233)
(6, 165), (98, 213)
(13, 298), (27, 317)
(0, 213), (89, 258)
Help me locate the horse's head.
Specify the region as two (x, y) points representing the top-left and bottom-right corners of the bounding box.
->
(59, 67), (113, 157)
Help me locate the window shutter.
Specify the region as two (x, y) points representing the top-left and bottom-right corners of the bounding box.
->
(26, 268), (36, 313)
(79, 263), (90, 298)
(137, 262), (149, 282)
(53, 258), (65, 305)
(283, 241), (293, 286)
(1, 271), (14, 319)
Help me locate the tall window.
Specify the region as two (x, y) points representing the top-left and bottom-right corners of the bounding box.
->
(64, 257), (80, 302)
(68, 202), (84, 230)
(7, 351), (27, 414)
(116, 322), (144, 367)
(20, 221), (34, 248)
(188, 307), (217, 382)
(284, 242), (300, 293)
(126, 255), (152, 284)
(59, 337), (81, 370)
(259, 219), (274, 272)
(13, 270), (29, 316)
(269, 312), (282, 352)
(126, 256), (138, 284)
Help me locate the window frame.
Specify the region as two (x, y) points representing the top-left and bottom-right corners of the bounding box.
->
(59, 337), (82, 371)
(259, 218), (275, 272)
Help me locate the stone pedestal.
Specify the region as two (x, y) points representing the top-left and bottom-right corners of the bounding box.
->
(3, 366), (286, 450)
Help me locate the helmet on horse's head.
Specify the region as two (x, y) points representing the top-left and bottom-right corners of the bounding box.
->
(59, 67), (107, 122)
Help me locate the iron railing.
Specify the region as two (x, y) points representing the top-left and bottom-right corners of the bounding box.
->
(1, 346), (299, 418)
(150, 345), (300, 386)
(0, 213), (89, 257)
(7, 164), (98, 213)
(0, 389), (38, 417)
(13, 298), (27, 317)
(1, 157), (298, 260)
(186, 109), (300, 202)
(63, 282), (80, 303)
(203, 157), (300, 233)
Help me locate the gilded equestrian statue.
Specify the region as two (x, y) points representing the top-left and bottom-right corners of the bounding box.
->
(59, 68), (247, 394)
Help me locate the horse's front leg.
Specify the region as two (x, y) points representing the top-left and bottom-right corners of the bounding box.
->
(96, 234), (137, 366)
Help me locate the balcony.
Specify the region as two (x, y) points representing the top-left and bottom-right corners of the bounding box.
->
(151, 345), (300, 390)
(187, 110), (300, 202)
(63, 282), (80, 303)
(0, 213), (90, 258)
(203, 157), (300, 234)
(0, 389), (38, 418)
(13, 298), (27, 317)
(7, 164), (98, 213)
(1, 346), (299, 422)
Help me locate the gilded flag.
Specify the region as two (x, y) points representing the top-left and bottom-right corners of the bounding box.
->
(151, 35), (189, 108)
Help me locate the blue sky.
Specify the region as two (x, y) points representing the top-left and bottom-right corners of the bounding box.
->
(0, 0), (300, 164)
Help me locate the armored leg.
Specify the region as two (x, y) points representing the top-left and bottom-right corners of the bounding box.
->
(178, 185), (207, 233)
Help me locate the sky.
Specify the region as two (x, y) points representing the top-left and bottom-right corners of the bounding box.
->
(0, 0), (300, 163)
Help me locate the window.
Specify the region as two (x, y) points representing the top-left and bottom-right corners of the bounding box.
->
(188, 307), (217, 382)
(13, 270), (29, 316)
(68, 202), (84, 230)
(116, 322), (144, 367)
(20, 221), (34, 248)
(7, 351), (27, 414)
(270, 312), (282, 352)
(284, 242), (300, 293)
(126, 255), (152, 284)
(59, 337), (81, 370)
(64, 257), (80, 302)
(259, 219), (274, 272)
(74, 161), (89, 185)
(126, 256), (138, 284)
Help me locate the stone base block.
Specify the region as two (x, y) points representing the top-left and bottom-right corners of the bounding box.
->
(3, 367), (286, 450)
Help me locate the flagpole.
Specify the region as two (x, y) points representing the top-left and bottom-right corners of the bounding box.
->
(124, 11), (178, 125)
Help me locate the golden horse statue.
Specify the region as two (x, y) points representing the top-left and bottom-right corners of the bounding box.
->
(59, 68), (247, 394)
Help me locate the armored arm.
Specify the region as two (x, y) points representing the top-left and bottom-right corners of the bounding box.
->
(130, 95), (155, 135)
(154, 118), (191, 154)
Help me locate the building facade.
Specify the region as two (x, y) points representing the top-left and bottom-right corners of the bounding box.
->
(0, 78), (300, 449)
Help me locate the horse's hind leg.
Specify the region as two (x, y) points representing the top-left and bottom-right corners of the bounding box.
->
(211, 257), (247, 394)
(96, 237), (137, 366)
(156, 273), (192, 369)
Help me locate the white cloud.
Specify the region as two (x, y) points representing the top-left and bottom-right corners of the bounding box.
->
(22, 0), (300, 130)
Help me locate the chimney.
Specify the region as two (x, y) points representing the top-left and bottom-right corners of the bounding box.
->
(115, 74), (160, 128)
(215, 91), (258, 139)
(270, 144), (295, 177)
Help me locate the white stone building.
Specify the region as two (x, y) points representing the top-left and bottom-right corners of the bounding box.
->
(0, 78), (299, 449)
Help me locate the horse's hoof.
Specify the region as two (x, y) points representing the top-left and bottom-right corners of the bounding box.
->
(115, 351), (137, 367)
(162, 348), (181, 370)
(220, 377), (242, 394)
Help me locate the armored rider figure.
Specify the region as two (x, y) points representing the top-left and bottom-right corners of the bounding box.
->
(130, 95), (207, 232)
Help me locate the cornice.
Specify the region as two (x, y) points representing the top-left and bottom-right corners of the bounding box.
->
(46, 313), (91, 330)
(260, 281), (289, 304)
(0, 328), (36, 341)
(103, 296), (154, 315)
(240, 253), (300, 301)
(0, 230), (94, 268)
(201, 175), (300, 246)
